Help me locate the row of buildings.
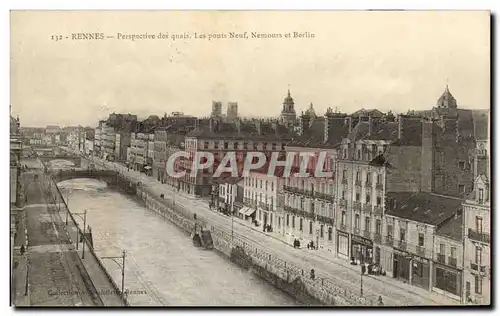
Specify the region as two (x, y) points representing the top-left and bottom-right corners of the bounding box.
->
(84, 86), (489, 304)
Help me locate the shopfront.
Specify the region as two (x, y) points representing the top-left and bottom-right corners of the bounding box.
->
(351, 234), (373, 264)
(411, 256), (431, 290)
(393, 249), (411, 282)
(336, 230), (349, 260)
(433, 264), (462, 298)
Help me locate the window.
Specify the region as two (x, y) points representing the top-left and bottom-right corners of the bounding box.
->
(292, 216), (295, 228)
(475, 247), (482, 265)
(475, 276), (483, 294)
(342, 190), (346, 199)
(263, 142), (268, 150)
(271, 182), (274, 192)
(458, 161), (465, 170)
(265, 181), (268, 191)
(366, 194), (371, 204)
(204, 141), (209, 149)
(343, 148), (348, 159)
(371, 144), (377, 153)
(299, 218), (303, 231)
(376, 196), (382, 206)
(328, 227), (333, 241)
(366, 173), (371, 183)
(253, 143), (258, 150)
(439, 243), (445, 254)
(387, 225), (393, 238)
(272, 143), (277, 150)
(365, 217), (371, 232)
(342, 170), (347, 180)
(260, 180), (263, 189)
(320, 225), (324, 238)
(309, 221), (313, 234)
(286, 214), (290, 226)
(355, 193), (360, 201)
(281, 144), (285, 150)
(223, 142), (228, 149)
(476, 217), (483, 233)
(355, 214), (360, 229)
(450, 247), (457, 259)
(458, 184), (465, 195)
(356, 171), (360, 182)
(400, 228), (406, 241)
(357, 150), (361, 160)
(376, 219), (381, 234)
(234, 142), (239, 150)
(341, 211), (346, 225)
(376, 174), (381, 184)
(418, 233), (424, 247)
(478, 189), (484, 203)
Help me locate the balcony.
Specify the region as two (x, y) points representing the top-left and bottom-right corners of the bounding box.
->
(365, 180), (372, 187)
(363, 230), (371, 239)
(416, 246), (426, 258)
(315, 192), (334, 203)
(316, 215), (334, 226)
(397, 240), (407, 251)
(355, 179), (362, 187)
(448, 257), (457, 268)
(339, 199), (347, 208)
(259, 202), (270, 211)
(341, 178), (348, 185)
(353, 201), (362, 212)
(339, 223), (347, 232)
(373, 206), (383, 216)
(437, 253), (446, 264)
(373, 233), (382, 244)
(375, 183), (384, 190)
(362, 204), (372, 214)
(384, 236), (393, 247)
(304, 189), (315, 198)
(468, 229), (490, 244)
(353, 228), (360, 235)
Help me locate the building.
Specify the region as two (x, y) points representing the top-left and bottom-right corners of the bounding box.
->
(279, 88), (297, 128)
(462, 175), (490, 305)
(45, 125), (61, 134)
(227, 102), (238, 121)
(242, 166), (284, 229)
(384, 192), (463, 293)
(179, 119), (294, 196)
(211, 101), (223, 118)
(153, 130), (168, 182)
(216, 177), (244, 213)
(10, 116), (22, 207)
(282, 106), (350, 254)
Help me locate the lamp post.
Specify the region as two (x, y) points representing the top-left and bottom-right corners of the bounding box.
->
(73, 210), (87, 258)
(102, 250), (127, 306)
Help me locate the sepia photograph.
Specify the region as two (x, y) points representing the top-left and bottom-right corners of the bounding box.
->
(9, 10), (491, 307)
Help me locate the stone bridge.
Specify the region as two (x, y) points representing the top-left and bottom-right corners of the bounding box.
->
(53, 170), (118, 184)
(38, 155), (83, 167)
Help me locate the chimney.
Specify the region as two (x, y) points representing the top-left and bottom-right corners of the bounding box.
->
(368, 116), (373, 135)
(255, 120), (261, 135)
(348, 117), (353, 133)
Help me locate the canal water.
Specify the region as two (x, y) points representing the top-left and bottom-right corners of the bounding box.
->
(53, 159), (298, 306)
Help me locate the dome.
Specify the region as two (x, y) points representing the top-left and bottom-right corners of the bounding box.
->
(304, 102), (316, 118)
(283, 88), (294, 106)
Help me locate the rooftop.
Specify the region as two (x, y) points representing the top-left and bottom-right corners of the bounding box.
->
(386, 192), (463, 226)
(435, 212), (463, 242)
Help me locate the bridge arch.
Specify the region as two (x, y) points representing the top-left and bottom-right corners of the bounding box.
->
(53, 170), (119, 184)
(39, 155), (83, 168)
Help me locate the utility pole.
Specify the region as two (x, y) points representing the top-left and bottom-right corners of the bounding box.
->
(102, 250), (127, 306)
(231, 197), (234, 246)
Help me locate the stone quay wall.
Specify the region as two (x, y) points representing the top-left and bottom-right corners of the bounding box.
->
(132, 177), (375, 306)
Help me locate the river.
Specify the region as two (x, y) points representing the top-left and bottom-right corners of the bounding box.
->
(54, 169), (299, 306)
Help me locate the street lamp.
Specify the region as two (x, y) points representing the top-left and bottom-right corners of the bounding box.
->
(73, 210), (87, 258)
(102, 250), (127, 305)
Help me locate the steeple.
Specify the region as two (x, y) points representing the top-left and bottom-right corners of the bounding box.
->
(437, 83), (457, 109)
(280, 85), (297, 127)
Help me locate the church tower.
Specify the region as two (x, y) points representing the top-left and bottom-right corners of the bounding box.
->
(437, 84), (458, 109)
(280, 86), (297, 128)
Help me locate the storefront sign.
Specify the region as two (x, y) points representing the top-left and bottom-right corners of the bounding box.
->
(337, 230), (349, 238)
(351, 234), (373, 246)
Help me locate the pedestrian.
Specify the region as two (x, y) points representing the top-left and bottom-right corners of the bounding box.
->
(20, 244), (25, 256)
(378, 296), (384, 306)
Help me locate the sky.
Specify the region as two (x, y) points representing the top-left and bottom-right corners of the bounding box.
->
(10, 11), (490, 127)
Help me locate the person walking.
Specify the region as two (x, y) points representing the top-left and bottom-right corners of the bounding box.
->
(378, 296), (384, 306)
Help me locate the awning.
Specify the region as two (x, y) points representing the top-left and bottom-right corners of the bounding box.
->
(242, 207), (256, 217)
(238, 207), (250, 215)
(144, 166), (152, 170)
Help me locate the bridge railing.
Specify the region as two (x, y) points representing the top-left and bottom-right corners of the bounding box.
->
(45, 175), (129, 307)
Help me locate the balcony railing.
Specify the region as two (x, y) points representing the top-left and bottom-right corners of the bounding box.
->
(283, 205), (314, 220)
(468, 229), (490, 244)
(375, 183), (384, 190)
(397, 240), (407, 251)
(259, 201), (270, 211)
(373, 233), (382, 244)
(341, 178), (348, 185)
(373, 206), (383, 215)
(315, 192), (335, 203)
(316, 215), (334, 226)
(470, 263), (478, 271)
(363, 230), (371, 239)
(365, 180), (372, 187)
(362, 204), (372, 214)
(355, 179), (362, 187)
(353, 228), (360, 235)
(437, 253), (446, 264)
(339, 199), (347, 208)
(448, 257), (457, 268)
(384, 236), (393, 247)
(353, 201), (362, 212)
(339, 223), (347, 232)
